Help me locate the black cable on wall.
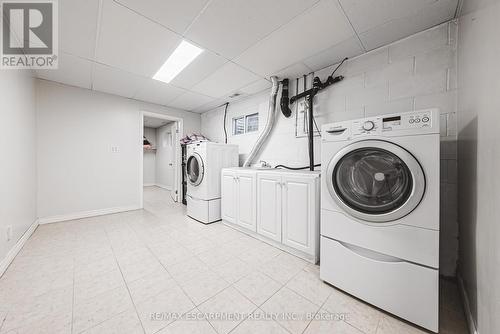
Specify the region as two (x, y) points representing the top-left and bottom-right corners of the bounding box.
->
(222, 102), (229, 143)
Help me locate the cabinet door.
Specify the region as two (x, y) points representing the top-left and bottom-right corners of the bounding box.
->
(236, 171), (257, 231)
(282, 176), (316, 254)
(221, 170), (237, 224)
(256, 173), (282, 242)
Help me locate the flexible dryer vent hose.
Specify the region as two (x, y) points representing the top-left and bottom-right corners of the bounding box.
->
(243, 76), (279, 167)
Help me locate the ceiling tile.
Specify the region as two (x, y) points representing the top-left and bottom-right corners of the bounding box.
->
(192, 98), (227, 113)
(239, 79), (272, 95)
(169, 50), (227, 89)
(92, 63), (148, 98)
(144, 116), (171, 128)
(234, 0), (354, 77)
(274, 63), (312, 79)
(191, 62), (260, 98)
(59, 0), (99, 59)
(134, 80), (187, 106)
(35, 53), (93, 89)
(96, 0), (182, 77)
(114, 0), (209, 34)
(357, 0), (458, 50)
(185, 0), (320, 59)
(169, 91), (215, 110)
(304, 37), (364, 71)
(339, 0), (438, 33)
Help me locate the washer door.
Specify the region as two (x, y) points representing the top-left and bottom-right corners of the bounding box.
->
(186, 153), (204, 186)
(326, 140), (425, 223)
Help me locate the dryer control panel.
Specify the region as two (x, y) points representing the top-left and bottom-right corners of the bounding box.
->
(322, 109), (439, 141)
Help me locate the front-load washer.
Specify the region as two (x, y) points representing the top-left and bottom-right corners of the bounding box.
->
(320, 109), (440, 332)
(186, 141), (238, 224)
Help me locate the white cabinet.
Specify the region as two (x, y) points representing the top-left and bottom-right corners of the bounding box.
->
(257, 173), (282, 242)
(222, 168), (320, 262)
(221, 169), (256, 231)
(221, 170), (237, 224)
(281, 175), (318, 255)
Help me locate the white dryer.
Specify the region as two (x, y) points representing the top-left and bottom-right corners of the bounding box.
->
(186, 141), (238, 224)
(320, 109), (440, 332)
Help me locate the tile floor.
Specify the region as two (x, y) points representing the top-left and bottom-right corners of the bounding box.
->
(0, 187), (468, 334)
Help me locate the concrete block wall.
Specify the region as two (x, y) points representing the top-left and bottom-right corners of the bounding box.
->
(201, 21), (458, 276)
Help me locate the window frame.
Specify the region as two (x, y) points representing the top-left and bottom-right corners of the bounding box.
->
(232, 113), (259, 136)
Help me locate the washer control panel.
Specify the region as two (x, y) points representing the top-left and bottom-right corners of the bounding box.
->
(349, 109), (437, 137)
(322, 109), (439, 141)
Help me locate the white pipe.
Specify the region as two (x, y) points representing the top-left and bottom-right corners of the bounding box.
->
(243, 76), (279, 167)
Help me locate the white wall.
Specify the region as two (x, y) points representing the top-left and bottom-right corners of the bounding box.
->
(0, 71), (37, 263)
(457, 1), (500, 333)
(201, 22), (459, 276)
(143, 127), (156, 186)
(155, 123), (176, 190)
(36, 80), (200, 220)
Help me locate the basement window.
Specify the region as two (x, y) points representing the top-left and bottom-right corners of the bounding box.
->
(233, 116), (245, 135)
(246, 113), (259, 133)
(233, 113), (259, 135)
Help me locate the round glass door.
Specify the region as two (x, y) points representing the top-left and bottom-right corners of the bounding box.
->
(186, 153), (204, 186)
(326, 140), (425, 223)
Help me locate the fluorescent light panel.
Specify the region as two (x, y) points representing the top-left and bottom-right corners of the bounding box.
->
(153, 40), (203, 83)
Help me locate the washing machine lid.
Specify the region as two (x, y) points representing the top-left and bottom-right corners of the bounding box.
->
(187, 152), (204, 186)
(326, 140), (425, 223)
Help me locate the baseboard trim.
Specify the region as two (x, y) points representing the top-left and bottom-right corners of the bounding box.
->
(38, 206), (141, 225)
(458, 274), (478, 334)
(143, 183), (172, 190)
(0, 220), (39, 277)
(155, 183), (172, 191)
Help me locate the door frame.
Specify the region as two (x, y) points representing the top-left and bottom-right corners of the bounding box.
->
(140, 111), (184, 208)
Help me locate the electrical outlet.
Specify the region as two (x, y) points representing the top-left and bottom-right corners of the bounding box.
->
(6, 225), (12, 241)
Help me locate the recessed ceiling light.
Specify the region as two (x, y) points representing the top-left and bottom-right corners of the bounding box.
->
(153, 40), (203, 84)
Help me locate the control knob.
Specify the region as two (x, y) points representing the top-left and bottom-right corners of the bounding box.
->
(362, 121), (375, 131)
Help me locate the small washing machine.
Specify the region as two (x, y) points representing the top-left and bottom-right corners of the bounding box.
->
(186, 141), (238, 223)
(320, 109), (440, 332)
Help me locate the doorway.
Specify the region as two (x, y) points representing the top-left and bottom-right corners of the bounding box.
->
(140, 111), (183, 208)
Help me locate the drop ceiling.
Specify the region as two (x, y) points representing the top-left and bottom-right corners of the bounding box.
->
(143, 116), (172, 128)
(36, 0), (460, 113)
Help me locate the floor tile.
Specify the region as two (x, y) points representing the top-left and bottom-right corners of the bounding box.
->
(285, 266), (333, 306)
(178, 270), (230, 305)
(74, 269), (126, 303)
(231, 309), (289, 334)
(212, 258), (253, 284)
(166, 256), (211, 282)
(157, 309), (216, 334)
(1, 286), (73, 334)
(304, 309), (363, 334)
(261, 287), (320, 334)
(135, 286), (195, 334)
(198, 287), (257, 334)
(73, 286), (133, 333)
(258, 252), (307, 284)
(323, 288), (382, 334)
(197, 247), (235, 268)
(118, 256), (165, 283)
(1, 187), (468, 334)
(127, 268), (174, 304)
(376, 315), (427, 334)
(233, 271), (282, 306)
(81, 308), (144, 334)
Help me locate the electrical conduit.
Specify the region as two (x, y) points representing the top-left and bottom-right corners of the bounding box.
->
(243, 76), (279, 167)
